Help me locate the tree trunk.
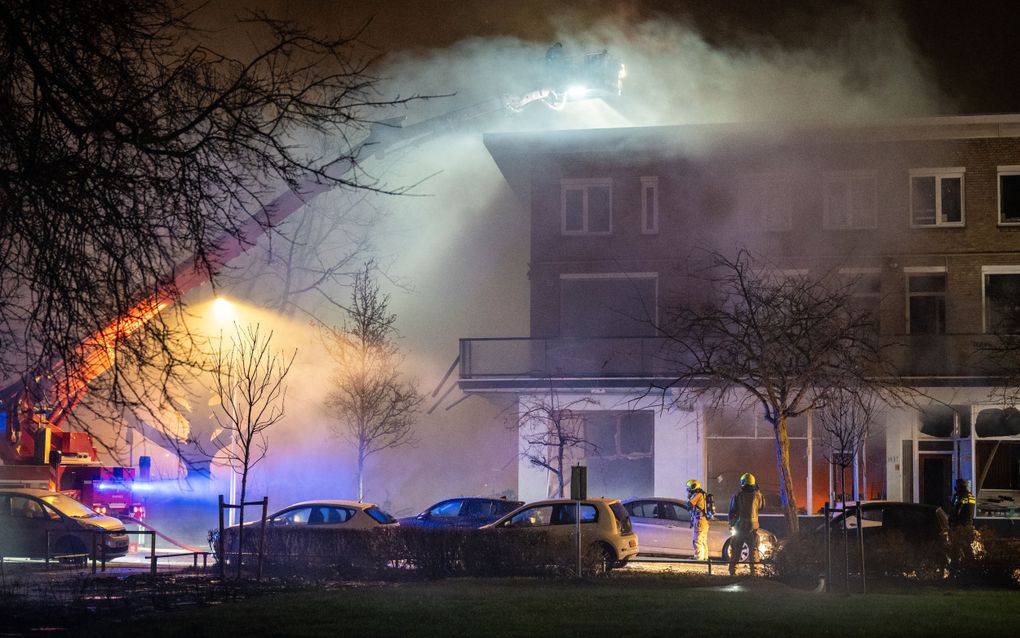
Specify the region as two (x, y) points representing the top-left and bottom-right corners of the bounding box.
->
(773, 413), (800, 534)
(358, 449), (365, 502)
(557, 444), (565, 498)
(236, 469), (248, 579)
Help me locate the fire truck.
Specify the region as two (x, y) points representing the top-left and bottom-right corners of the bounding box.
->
(0, 48), (623, 520)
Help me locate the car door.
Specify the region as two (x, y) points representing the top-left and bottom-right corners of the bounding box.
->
(625, 500), (672, 554)
(657, 501), (693, 556)
(6, 495), (59, 558)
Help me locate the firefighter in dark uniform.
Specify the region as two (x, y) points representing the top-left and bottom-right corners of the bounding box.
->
(949, 478), (976, 527)
(728, 472), (765, 576)
(949, 478), (978, 570)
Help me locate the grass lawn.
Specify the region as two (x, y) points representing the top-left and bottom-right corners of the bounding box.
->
(83, 574), (1020, 637)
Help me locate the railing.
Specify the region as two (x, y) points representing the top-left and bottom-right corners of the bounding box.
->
(44, 528), (211, 575)
(460, 337), (674, 379)
(459, 334), (1005, 381)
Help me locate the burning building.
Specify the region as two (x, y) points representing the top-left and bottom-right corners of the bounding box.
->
(461, 114), (1020, 525)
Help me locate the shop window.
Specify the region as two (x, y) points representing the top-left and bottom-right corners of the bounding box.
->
(983, 269), (1020, 334)
(909, 168), (964, 227)
(907, 273), (946, 335)
(975, 407), (1020, 438)
(561, 178), (612, 235)
(582, 411), (654, 499)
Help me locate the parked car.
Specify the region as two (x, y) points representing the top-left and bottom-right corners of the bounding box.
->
(399, 497), (523, 529)
(481, 497), (639, 570)
(623, 496), (777, 561)
(217, 499), (398, 563)
(811, 501), (955, 576)
(0, 487), (130, 561)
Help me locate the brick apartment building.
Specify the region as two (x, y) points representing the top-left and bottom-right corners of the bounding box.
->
(459, 114), (1020, 521)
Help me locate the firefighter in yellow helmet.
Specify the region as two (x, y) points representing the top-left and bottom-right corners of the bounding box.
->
(686, 479), (710, 561)
(728, 472), (765, 576)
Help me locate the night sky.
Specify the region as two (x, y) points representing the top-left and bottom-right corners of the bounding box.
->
(294, 0), (1020, 117)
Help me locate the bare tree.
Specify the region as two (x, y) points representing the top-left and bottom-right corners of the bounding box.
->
(325, 263), (423, 501)
(515, 389), (599, 498)
(212, 323), (295, 574)
(657, 249), (893, 534)
(0, 0), (422, 452)
(815, 387), (879, 504)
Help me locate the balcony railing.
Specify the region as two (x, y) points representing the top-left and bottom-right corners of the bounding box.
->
(459, 337), (674, 379)
(459, 334), (1005, 382)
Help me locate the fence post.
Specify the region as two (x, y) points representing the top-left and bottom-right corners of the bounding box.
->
(149, 531), (156, 575)
(856, 502), (866, 595)
(218, 494), (225, 580)
(91, 531), (97, 574)
(101, 531), (107, 573)
(257, 496), (268, 581)
(45, 530), (51, 569)
(824, 501), (831, 594)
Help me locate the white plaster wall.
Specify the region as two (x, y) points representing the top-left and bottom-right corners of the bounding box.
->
(516, 391), (706, 502)
(652, 403), (703, 498)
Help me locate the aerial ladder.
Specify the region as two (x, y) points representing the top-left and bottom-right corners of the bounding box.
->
(0, 47), (624, 517)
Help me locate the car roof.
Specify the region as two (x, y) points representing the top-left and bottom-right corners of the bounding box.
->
(623, 497), (688, 505)
(0, 487), (55, 497)
(513, 497), (620, 508)
(279, 500), (378, 510)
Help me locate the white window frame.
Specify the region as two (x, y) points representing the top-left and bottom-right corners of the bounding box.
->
(997, 165), (1020, 226)
(981, 265), (1020, 334)
(823, 171), (878, 230)
(561, 178), (613, 236)
(908, 167), (965, 228)
(640, 176), (659, 235)
(738, 173), (792, 232)
(904, 266), (947, 335)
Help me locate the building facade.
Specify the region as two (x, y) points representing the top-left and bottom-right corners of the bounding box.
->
(460, 115), (1020, 522)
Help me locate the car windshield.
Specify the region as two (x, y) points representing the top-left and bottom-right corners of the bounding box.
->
(41, 494), (97, 518)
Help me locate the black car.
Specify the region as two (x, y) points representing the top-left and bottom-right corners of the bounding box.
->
(821, 501), (949, 544)
(399, 497), (524, 529)
(0, 488), (130, 561)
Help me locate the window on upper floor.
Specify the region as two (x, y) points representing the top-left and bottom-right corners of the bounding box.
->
(909, 168), (964, 227)
(906, 270), (946, 335)
(640, 176), (659, 234)
(561, 178), (612, 235)
(839, 268), (881, 328)
(998, 166), (1020, 225)
(738, 174), (792, 231)
(983, 267), (1020, 334)
(559, 274), (657, 338)
(823, 172), (877, 229)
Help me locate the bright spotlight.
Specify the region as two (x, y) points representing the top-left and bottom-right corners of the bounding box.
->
(212, 296), (234, 322)
(565, 85), (589, 100)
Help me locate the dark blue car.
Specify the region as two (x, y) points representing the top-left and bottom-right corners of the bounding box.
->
(399, 497), (524, 529)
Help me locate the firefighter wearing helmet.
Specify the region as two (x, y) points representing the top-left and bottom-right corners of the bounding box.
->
(686, 479), (711, 561)
(728, 472), (765, 575)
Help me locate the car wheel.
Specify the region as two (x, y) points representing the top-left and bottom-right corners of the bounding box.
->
(586, 543), (616, 576)
(722, 539), (751, 563)
(54, 536), (88, 567)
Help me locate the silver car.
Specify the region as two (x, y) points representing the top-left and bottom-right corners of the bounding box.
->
(623, 497), (776, 561)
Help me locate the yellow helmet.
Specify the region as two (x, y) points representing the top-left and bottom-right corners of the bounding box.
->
(686, 479), (701, 493)
(740, 473), (756, 488)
